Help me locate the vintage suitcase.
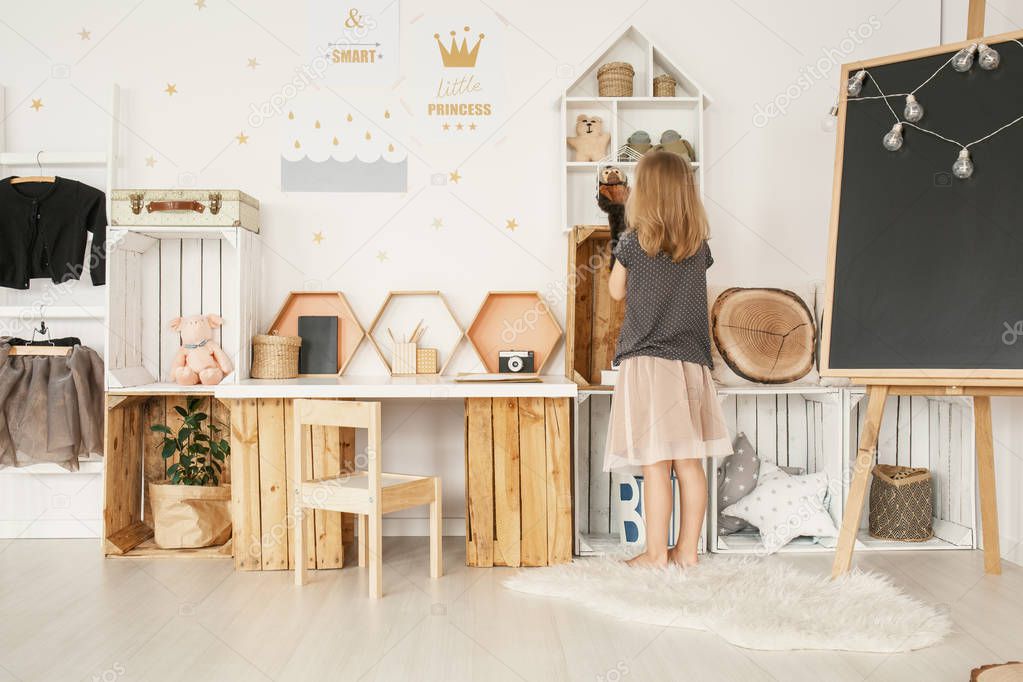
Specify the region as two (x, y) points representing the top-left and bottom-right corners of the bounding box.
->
(110, 189), (259, 232)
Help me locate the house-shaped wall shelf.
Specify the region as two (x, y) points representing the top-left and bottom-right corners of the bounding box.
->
(561, 25), (711, 231)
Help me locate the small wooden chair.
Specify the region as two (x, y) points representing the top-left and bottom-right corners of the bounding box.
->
(292, 399), (442, 598)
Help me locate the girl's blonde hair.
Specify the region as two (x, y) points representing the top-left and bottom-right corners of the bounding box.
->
(624, 150), (708, 262)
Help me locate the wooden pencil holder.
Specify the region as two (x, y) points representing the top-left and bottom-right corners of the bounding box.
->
(392, 342), (418, 375)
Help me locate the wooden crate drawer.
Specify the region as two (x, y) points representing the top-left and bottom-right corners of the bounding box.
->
(465, 397), (572, 567)
(565, 226), (625, 389)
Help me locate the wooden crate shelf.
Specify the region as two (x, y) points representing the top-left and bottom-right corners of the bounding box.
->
(103, 394), (232, 558)
(464, 397), (572, 567)
(565, 226), (624, 389)
(105, 225), (261, 390)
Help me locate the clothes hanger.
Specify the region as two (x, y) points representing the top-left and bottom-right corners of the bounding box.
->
(8, 306), (71, 356)
(9, 151), (56, 185)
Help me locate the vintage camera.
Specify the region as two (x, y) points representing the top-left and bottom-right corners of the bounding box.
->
(498, 350), (535, 373)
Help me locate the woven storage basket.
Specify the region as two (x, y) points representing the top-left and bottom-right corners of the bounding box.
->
(868, 464), (933, 541)
(653, 74), (677, 97)
(251, 334), (301, 379)
(597, 62), (635, 97)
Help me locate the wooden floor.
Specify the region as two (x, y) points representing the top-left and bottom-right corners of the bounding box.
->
(1, 538), (1020, 681)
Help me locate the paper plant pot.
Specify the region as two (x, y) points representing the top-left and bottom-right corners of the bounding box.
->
(149, 482), (232, 549)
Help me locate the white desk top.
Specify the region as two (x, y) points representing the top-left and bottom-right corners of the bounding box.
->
(213, 376), (579, 400)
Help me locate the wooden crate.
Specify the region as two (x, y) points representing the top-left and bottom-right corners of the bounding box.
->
(227, 398), (356, 571)
(103, 393), (233, 557)
(710, 387), (844, 554)
(105, 225), (261, 392)
(847, 389), (976, 551)
(464, 397), (573, 567)
(565, 226), (625, 389)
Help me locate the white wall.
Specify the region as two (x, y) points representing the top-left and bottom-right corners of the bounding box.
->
(1, 0), (1016, 557)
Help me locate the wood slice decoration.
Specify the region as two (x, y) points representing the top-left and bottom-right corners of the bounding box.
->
(971, 662), (1023, 681)
(711, 288), (816, 384)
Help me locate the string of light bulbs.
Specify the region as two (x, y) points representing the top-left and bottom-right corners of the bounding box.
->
(842, 40), (1021, 179)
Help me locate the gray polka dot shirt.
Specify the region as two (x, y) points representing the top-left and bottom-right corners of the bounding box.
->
(613, 231), (714, 368)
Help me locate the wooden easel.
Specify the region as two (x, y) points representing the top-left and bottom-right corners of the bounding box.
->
(831, 1), (1002, 578)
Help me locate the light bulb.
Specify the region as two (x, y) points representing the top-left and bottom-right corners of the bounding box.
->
(847, 70), (867, 97)
(952, 44), (977, 72)
(952, 148), (974, 179)
(882, 123), (904, 151)
(821, 104), (838, 133)
(979, 43), (1000, 70)
(904, 94), (924, 122)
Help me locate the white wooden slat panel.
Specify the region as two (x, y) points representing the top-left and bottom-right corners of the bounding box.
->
(179, 239), (203, 318)
(787, 394), (808, 472)
(776, 395), (789, 467)
(949, 401), (964, 525)
(123, 252), (143, 369)
(220, 233), (239, 379)
(721, 395), (737, 440)
(241, 230), (261, 378)
(735, 395), (756, 445)
(820, 394), (843, 523)
(107, 247), (127, 371)
(576, 398), (591, 537)
(960, 402), (975, 529)
(140, 245), (161, 380)
(201, 239), (223, 346)
(588, 394), (612, 534)
(159, 240), (182, 382)
(896, 396), (912, 466)
(935, 401), (951, 522)
(909, 396), (930, 469)
(876, 397), (899, 465)
(755, 395), (778, 464)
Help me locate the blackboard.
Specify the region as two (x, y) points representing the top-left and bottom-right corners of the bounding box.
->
(823, 32), (1023, 380)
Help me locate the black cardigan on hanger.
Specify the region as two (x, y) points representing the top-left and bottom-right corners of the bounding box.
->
(0, 177), (107, 289)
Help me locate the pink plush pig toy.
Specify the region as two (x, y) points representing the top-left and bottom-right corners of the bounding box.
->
(168, 314), (234, 386)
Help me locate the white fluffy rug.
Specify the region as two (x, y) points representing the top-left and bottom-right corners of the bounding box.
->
(503, 556), (951, 652)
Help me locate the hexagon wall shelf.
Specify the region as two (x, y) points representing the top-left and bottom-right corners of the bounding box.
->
(268, 291), (365, 376)
(367, 291), (464, 375)
(467, 291), (563, 374)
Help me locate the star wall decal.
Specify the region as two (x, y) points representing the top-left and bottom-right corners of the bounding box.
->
(236, 132), (249, 144)
(78, 28), (91, 40)
(431, 217), (443, 230)
(247, 57), (260, 70)
(469, 122), (477, 130)
(312, 231), (324, 245)
(145, 156), (157, 167)
(442, 123), (450, 131)
(505, 218), (518, 231)
(449, 170), (461, 183)
(30, 99), (43, 112)
(165, 83), (178, 96)
(194, 0), (206, 9)
(375, 250), (388, 262)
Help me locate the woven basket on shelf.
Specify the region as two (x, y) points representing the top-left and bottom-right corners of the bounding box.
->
(868, 464), (933, 542)
(251, 334), (301, 379)
(597, 62), (635, 97)
(653, 74), (677, 97)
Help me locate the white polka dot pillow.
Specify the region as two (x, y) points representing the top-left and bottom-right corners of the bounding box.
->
(721, 469), (838, 554)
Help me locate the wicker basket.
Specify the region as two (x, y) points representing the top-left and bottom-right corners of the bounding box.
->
(653, 74), (677, 97)
(597, 62), (635, 97)
(868, 464), (933, 542)
(251, 334), (301, 379)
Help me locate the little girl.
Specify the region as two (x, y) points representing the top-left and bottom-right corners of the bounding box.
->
(604, 151), (732, 568)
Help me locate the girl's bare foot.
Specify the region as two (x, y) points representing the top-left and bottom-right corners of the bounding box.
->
(667, 549), (699, 568)
(625, 552), (668, 568)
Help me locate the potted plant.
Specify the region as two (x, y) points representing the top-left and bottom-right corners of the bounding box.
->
(148, 397), (232, 549)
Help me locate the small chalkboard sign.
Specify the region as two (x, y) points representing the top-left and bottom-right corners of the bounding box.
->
(821, 30), (1023, 382)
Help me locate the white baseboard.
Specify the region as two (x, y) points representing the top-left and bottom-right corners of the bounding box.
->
(0, 518), (102, 539)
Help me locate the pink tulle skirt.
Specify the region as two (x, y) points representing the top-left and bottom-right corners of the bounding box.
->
(604, 356), (732, 471)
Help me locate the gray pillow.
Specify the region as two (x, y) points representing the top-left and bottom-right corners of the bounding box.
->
(717, 433), (760, 534)
(780, 465), (805, 476)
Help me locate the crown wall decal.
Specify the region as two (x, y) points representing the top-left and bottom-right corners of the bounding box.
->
(434, 26), (484, 68)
